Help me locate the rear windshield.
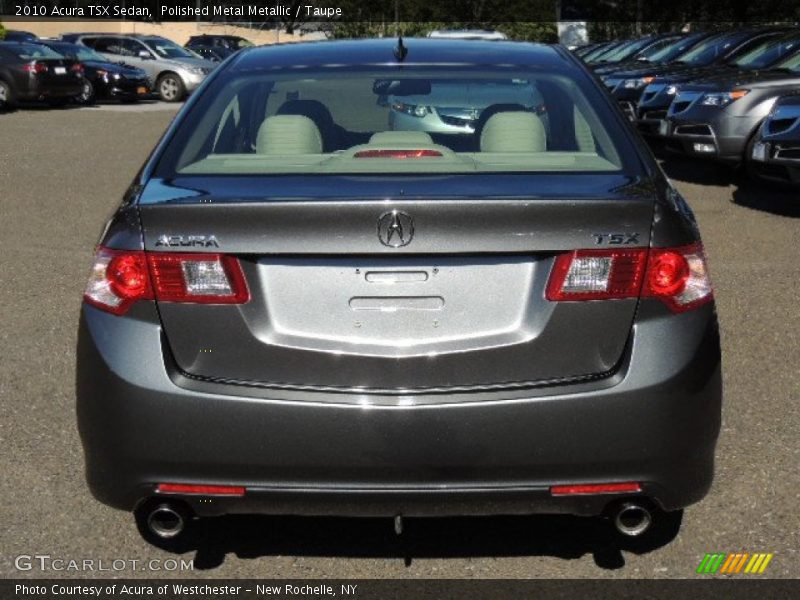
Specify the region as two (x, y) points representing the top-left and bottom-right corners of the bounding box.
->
(3, 43), (63, 60)
(155, 66), (631, 177)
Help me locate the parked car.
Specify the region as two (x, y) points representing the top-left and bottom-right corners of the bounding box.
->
(0, 41), (84, 109)
(664, 48), (800, 165)
(749, 93), (800, 185)
(185, 34), (253, 59)
(613, 28), (787, 132)
(3, 30), (37, 42)
(36, 40), (150, 104)
(77, 38), (720, 546)
(66, 33), (215, 102)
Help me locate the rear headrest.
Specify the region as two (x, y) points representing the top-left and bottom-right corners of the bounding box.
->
(369, 131), (434, 146)
(256, 115), (323, 155)
(480, 111), (546, 153)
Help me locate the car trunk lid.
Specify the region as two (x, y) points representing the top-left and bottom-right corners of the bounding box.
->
(138, 175), (654, 393)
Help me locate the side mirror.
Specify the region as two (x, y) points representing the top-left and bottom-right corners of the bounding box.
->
(138, 50), (153, 60)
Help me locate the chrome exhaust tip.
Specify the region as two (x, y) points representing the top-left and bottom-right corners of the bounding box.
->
(613, 502), (653, 537)
(146, 503), (186, 539)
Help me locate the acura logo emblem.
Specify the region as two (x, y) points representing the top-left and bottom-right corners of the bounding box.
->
(377, 211), (414, 247)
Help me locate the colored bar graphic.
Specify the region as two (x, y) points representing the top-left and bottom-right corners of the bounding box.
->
(758, 554), (773, 573)
(697, 553), (726, 574)
(734, 553), (749, 573)
(701, 552), (773, 575)
(719, 553), (737, 574)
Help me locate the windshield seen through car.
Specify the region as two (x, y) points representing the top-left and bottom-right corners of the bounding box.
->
(733, 38), (800, 69)
(144, 38), (195, 59)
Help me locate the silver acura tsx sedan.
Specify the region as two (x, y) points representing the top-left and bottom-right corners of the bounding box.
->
(77, 38), (722, 546)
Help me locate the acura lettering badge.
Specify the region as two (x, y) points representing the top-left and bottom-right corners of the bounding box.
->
(377, 211), (414, 248)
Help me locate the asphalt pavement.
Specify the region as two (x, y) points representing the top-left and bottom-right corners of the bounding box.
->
(0, 105), (797, 579)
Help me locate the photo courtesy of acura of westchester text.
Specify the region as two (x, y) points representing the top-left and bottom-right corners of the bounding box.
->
(0, 0), (798, 592)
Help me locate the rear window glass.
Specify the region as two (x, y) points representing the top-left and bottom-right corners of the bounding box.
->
(4, 43), (63, 59)
(156, 66), (630, 177)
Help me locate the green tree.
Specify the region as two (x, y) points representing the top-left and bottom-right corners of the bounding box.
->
(0, 20), (6, 41)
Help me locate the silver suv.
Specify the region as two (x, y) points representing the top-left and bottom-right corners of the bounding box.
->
(68, 33), (215, 102)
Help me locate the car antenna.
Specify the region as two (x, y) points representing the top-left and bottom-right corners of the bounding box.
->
(394, 36), (408, 62)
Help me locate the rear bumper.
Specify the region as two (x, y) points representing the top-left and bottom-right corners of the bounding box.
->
(76, 302), (722, 517)
(95, 77), (150, 99)
(16, 79), (83, 101)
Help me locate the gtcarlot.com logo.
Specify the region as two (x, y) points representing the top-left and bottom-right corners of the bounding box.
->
(696, 552), (774, 575)
(14, 554), (193, 572)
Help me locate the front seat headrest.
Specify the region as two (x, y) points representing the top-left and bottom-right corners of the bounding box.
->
(480, 111), (547, 153)
(256, 115), (323, 155)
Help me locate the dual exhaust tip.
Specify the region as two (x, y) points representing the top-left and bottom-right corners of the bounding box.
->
(141, 498), (654, 541)
(145, 502), (187, 540)
(611, 501), (653, 537)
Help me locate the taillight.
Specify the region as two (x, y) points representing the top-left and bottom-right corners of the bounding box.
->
(643, 243), (713, 312)
(148, 253), (249, 304)
(546, 243), (713, 313)
(546, 249), (647, 301)
(70, 63), (84, 74)
(83, 247), (249, 315)
(22, 62), (48, 74)
(84, 248), (152, 315)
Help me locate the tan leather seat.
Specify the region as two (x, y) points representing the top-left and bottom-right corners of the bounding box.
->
(256, 115), (323, 155)
(480, 111), (547, 153)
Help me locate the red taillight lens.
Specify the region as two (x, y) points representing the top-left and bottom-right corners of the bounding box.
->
(157, 483), (245, 496)
(23, 62), (48, 74)
(354, 149), (443, 159)
(546, 249), (647, 301)
(107, 253), (150, 299)
(646, 251), (689, 296)
(551, 482), (642, 496)
(643, 243), (713, 312)
(546, 243), (712, 313)
(84, 248), (152, 315)
(84, 247), (249, 315)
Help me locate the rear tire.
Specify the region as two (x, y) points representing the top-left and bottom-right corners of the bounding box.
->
(76, 79), (96, 106)
(156, 73), (186, 103)
(0, 80), (16, 111)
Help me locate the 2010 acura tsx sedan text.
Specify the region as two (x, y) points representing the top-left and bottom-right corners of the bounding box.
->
(76, 39), (722, 545)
